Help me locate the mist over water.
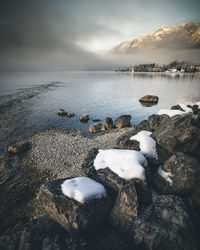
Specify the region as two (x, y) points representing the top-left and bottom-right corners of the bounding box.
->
(0, 71), (200, 152)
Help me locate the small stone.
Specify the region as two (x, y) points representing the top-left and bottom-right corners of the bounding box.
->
(114, 115), (131, 129)
(66, 112), (74, 118)
(92, 118), (100, 122)
(8, 142), (30, 154)
(89, 123), (105, 133)
(57, 108), (67, 116)
(80, 114), (89, 123)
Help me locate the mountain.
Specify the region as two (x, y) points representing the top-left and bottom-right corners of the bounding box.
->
(110, 22), (200, 54)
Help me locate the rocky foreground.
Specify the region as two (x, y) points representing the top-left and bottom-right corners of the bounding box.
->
(1, 103), (200, 250)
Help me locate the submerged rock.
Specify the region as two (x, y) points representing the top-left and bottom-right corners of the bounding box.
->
(38, 178), (112, 236)
(92, 118), (100, 122)
(104, 117), (114, 130)
(8, 142), (30, 154)
(57, 108), (67, 116)
(80, 114), (89, 123)
(139, 95), (159, 104)
(114, 115), (131, 129)
(89, 123), (105, 133)
(66, 112), (75, 118)
(153, 152), (200, 196)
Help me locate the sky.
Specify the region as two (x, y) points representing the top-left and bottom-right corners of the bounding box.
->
(0, 0), (200, 71)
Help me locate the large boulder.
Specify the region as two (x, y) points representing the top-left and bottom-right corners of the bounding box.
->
(110, 180), (152, 237)
(152, 113), (200, 158)
(115, 131), (140, 150)
(38, 178), (112, 236)
(19, 214), (86, 250)
(104, 117), (113, 130)
(132, 195), (198, 250)
(148, 114), (169, 131)
(114, 115), (131, 129)
(153, 152), (200, 196)
(89, 123), (105, 133)
(139, 95), (159, 104)
(135, 120), (152, 132)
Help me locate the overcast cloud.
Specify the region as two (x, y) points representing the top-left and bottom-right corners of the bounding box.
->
(0, 0), (200, 71)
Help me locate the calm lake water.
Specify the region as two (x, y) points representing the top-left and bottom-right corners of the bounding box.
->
(0, 71), (200, 152)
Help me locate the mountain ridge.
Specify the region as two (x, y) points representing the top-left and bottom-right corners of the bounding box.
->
(110, 22), (200, 54)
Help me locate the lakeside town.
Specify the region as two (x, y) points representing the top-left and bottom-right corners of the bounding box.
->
(115, 61), (200, 73)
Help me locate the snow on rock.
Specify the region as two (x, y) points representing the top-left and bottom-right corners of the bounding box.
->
(130, 131), (158, 159)
(158, 166), (173, 185)
(178, 103), (193, 113)
(157, 109), (186, 117)
(94, 149), (147, 180)
(61, 177), (107, 204)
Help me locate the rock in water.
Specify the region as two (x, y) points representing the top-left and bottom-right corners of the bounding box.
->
(8, 142), (30, 154)
(139, 95), (159, 103)
(104, 117), (114, 129)
(89, 123), (105, 133)
(153, 152), (200, 196)
(38, 178), (112, 236)
(57, 108), (67, 116)
(114, 115), (131, 129)
(80, 114), (89, 123)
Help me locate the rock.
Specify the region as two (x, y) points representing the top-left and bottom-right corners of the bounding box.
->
(153, 152), (200, 196)
(110, 180), (152, 236)
(57, 108), (67, 116)
(148, 114), (169, 131)
(89, 123), (105, 133)
(192, 181), (200, 212)
(92, 118), (100, 122)
(152, 113), (200, 157)
(8, 142), (30, 154)
(115, 131), (140, 150)
(188, 104), (200, 115)
(132, 195), (198, 250)
(66, 112), (74, 118)
(114, 115), (131, 129)
(80, 114), (89, 123)
(38, 178), (112, 236)
(171, 104), (185, 111)
(104, 117), (113, 129)
(139, 95), (159, 104)
(135, 120), (152, 132)
(19, 214), (87, 250)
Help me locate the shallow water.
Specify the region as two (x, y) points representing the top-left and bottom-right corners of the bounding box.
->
(0, 71), (200, 152)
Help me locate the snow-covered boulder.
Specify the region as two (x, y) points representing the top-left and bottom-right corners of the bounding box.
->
(153, 152), (200, 195)
(38, 177), (112, 235)
(130, 131), (158, 159)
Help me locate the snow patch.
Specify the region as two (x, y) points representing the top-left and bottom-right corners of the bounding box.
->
(157, 109), (186, 117)
(130, 131), (158, 159)
(178, 103), (193, 113)
(61, 177), (107, 204)
(94, 149), (147, 180)
(158, 166), (173, 185)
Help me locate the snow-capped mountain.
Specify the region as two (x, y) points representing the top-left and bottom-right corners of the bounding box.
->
(110, 22), (200, 54)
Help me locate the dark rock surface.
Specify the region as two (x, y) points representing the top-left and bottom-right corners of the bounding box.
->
(66, 112), (75, 118)
(38, 178), (112, 236)
(8, 142), (31, 154)
(92, 118), (100, 122)
(114, 115), (131, 129)
(171, 104), (185, 111)
(57, 108), (67, 116)
(132, 195), (198, 250)
(139, 95), (159, 103)
(135, 120), (152, 132)
(153, 152), (200, 196)
(148, 114), (169, 131)
(110, 180), (152, 236)
(104, 117), (113, 130)
(115, 131), (140, 150)
(80, 114), (89, 123)
(19, 214), (87, 250)
(152, 114), (200, 157)
(187, 104), (200, 115)
(89, 123), (105, 133)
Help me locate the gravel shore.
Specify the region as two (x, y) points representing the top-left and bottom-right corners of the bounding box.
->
(26, 127), (135, 179)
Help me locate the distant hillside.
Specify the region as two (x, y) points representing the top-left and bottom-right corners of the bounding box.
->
(110, 22), (200, 54)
